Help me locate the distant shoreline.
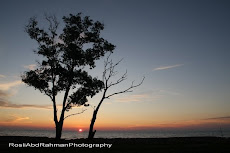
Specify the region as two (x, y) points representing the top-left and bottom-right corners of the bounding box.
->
(1, 128), (229, 139)
(1, 136), (230, 153)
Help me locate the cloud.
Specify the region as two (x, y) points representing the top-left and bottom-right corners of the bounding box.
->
(114, 89), (164, 103)
(0, 101), (53, 109)
(204, 116), (230, 120)
(116, 94), (149, 103)
(2, 114), (31, 123)
(157, 89), (182, 96)
(0, 79), (54, 110)
(0, 90), (9, 97)
(0, 80), (23, 110)
(0, 90), (61, 109)
(0, 89), (9, 100)
(0, 80), (22, 91)
(153, 64), (184, 71)
(0, 74), (6, 78)
(23, 64), (36, 70)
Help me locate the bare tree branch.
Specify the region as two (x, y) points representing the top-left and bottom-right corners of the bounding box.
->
(88, 54), (145, 139)
(105, 77), (145, 99)
(64, 109), (87, 120)
(44, 13), (59, 37)
(102, 54), (145, 99)
(108, 70), (127, 88)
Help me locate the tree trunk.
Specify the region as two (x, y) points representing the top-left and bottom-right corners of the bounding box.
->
(55, 121), (64, 140)
(88, 110), (97, 139)
(55, 112), (64, 140)
(88, 90), (106, 140)
(54, 85), (69, 140)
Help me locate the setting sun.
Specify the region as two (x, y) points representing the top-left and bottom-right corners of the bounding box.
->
(78, 129), (83, 132)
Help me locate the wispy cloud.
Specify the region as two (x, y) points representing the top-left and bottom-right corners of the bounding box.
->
(203, 116), (230, 120)
(0, 101), (53, 109)
(0, 90), (61, 109)
(158, 89), (182, 96)
(0, 90), (9, 97)
(0, 80), (22, 91)
(0, 74), (6, 78)
(0, 79), (54, 110)
(10, 115), (30, 122)
(2, 114), (31, 123)
(23, 64), (36, 70)
(0, 80), (23, 109)
(153, 64), (184, 71)
(116, 94), (151, 103)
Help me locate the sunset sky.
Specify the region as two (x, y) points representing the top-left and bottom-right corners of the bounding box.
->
(0, 0), (230, 131)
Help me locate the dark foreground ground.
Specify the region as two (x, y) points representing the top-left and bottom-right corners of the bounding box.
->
(1, 136), (230, 153)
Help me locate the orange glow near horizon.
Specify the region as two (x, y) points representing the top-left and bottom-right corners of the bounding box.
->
(1, 105), (230, 131)
(1, 117), (230, 131)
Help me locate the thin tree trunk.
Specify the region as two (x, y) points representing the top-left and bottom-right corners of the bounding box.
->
(88, 110), (97, 139)
(88, 90), (106, 139)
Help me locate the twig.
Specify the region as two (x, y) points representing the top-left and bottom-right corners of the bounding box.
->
(64, 109), (86, 120)
(105, 77), (145, 98)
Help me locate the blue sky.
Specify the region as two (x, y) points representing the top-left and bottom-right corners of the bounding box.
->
(0, 0), (230, 129)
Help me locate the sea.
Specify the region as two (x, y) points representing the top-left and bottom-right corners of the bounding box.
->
(1, 128), (230, 139)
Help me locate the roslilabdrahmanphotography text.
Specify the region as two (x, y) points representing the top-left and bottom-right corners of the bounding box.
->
(9, 143), (112, 148)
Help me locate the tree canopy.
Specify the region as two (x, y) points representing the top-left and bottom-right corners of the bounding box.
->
(22, 13), (115, 110)
(22, 13), (115, 139)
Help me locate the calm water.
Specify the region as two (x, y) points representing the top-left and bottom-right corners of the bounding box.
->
(1, 128), (229, 139)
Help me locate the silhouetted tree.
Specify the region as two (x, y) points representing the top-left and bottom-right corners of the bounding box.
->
(22, 13), (115, 140)
(87, 54), (144, 139)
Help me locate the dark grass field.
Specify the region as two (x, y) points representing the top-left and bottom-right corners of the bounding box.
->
(1, 136), (230, 153)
